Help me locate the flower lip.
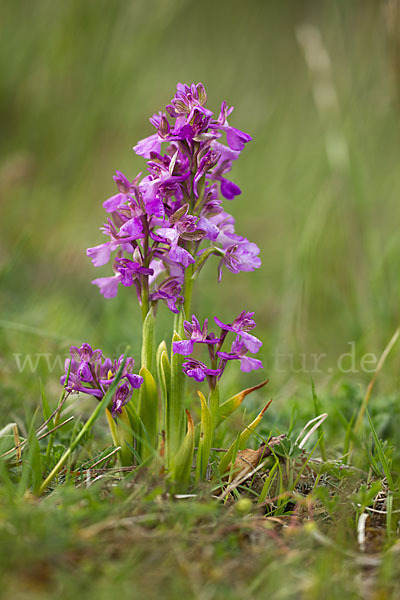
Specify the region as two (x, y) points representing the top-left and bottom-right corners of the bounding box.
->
(217, 337), (263, 374)
(182, 358), (221, 382)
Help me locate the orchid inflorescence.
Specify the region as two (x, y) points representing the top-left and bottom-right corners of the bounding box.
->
(173, 311), (263, 384)
(86, 82), (260, 310)
(61, 83), (268, 490)
(61, 343), (143, 417)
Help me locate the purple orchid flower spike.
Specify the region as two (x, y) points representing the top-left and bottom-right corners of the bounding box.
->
(182, 358), (221, 383)
(214, 310), (262, 353)
(88, 82), (261, 317)
(217, 337), (263, 374)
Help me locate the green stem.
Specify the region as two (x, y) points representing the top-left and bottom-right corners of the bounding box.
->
(105, 407), (133, 467)
(167, 258), (195, 470)
(141, 302), (155, 372)
(183, 267), (194, 320)
(208, 383), (220, 442)
(141, 275), (150, 322)
(140, 214), (151, 322)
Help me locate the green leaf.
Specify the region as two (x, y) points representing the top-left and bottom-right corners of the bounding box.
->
(28, 425), (43, 495)
(217, 379), (269, 427)
(19, 416), (42, 496)
(172, 410), (195, 493)
(209, 385), (220, 435)
(156, 341), (171, 401)
(218, 400), (272, 475)
(195, 391), (212, 483)
(167, 330), (185, 467)
(105, 408), (134, 467)
(40, 380), (54, 430)
(311, 379), (326, 461)
(138, 366), (159, 460)
(366, 408), (394, 490)
(257, 459), (279, 504)
(141, 308), (156, 371)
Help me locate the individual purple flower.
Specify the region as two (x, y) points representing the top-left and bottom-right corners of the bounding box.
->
(99, 355), (143, 416)
(220, 178), (241, 200)
(139, 156), (190, 217)
(217, 337), (263, 374)
(133, 113), (167, 159)
(208, 157), (241, 200)
(98, 354), (137, 384)
(173, 315), (219, 355)
(114, 258), (154, 287)
(111, 382), (132, 415)
(149, 277), (183, 314)
(214, 310), (262, 353)
(102, 171), (139, 213)
(196, 216), (219, 242)
(92, 273), (122, 299)
(68, 343), (102, 382)
(211, 101), (252, 151)
(193, 150), (221, 198)
(166, 83), (213, 126)
(86, 217), (144, 267)
(133, 111), (197, 159)
(182, 358), (221, 383)
(134, 133), (161, 159)
(60, 363), (104, 398)
(155, 205), (204, 266)
(218, 240), (261, 280)
(156, 226), (196, 267)
(210, 210), (239, 247)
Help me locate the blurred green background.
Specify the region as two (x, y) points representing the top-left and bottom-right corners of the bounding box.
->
(1, 0), (400, 418)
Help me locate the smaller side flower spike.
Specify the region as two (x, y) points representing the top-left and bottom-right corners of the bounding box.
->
(60, 345), (143, 417)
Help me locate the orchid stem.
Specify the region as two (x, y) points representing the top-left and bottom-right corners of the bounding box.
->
(167, 257), (194, 471)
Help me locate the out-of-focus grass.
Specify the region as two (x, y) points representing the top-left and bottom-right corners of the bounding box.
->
(1, 3), (400, 598)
